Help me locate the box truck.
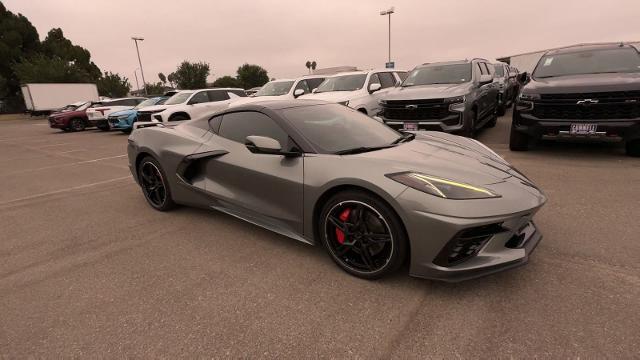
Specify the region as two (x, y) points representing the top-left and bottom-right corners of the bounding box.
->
(21, 83), (99, 115)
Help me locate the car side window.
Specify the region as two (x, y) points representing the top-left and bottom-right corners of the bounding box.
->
(368, 74), (381, 88)
(207, 90), (231, 102)
(395, 71), (408, 81)
(218, 111), (290, 150)
(189, 91), (209, 104)
(209, 115), (223, 133)
(125, 99), (140, 106)
(305, 78), (325, 91)
(228, 89), (247, 97)
(294, 80), (310, 94)
(483, 63), (493, 76)
(378, 72), (395, 88)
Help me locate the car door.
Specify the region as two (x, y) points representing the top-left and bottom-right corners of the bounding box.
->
(200, 111), (305, 239)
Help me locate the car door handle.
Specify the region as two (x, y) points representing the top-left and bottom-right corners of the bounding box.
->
(177, 150), (229, 184)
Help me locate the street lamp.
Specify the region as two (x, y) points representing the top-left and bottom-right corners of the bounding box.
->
(133, 68), (140, 93)
(131, 37), (147, 95)
(379, 7), (395, 68)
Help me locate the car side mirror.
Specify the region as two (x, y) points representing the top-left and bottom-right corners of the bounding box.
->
(293, 88), (305, 98)
(478, 74), (493, 86)
(312, 88), (318, 94)
(518, 72), (530, 84)
(368, 83), (382, 93)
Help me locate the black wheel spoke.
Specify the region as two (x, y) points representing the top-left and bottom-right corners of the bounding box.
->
(365, 233), (391, 243)
(328, 215), (348, 233)
(359, 246), (375, 271)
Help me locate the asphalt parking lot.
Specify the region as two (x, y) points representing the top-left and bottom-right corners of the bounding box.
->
(1, 112), (639, 358)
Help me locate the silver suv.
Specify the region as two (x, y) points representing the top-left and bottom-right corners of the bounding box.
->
(493, 62), (519, 115)
(377, 59), (499, 138)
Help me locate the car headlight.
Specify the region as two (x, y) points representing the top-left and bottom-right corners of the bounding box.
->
(386, 172), (500, 199)
(117, 115), (131, 120)
(518, 93), (540, 101)
(446, 96), (465, 112)
(338, 100), (350, 106)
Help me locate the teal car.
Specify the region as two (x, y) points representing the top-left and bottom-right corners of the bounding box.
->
(108, 97), (168, 134)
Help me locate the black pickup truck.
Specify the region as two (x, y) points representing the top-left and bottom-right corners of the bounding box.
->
(510, 43), (640, 156)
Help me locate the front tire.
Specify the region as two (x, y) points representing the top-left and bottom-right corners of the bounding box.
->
(509, 123), (530, 151)
(137, 156), (176, 211)
(626, 139), (640, 157)
(70, 118), (86, 132)
(461, 109), (477, 138)
(318, 190), (407, 280)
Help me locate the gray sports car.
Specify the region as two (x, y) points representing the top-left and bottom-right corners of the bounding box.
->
(127, 100), (546, 281)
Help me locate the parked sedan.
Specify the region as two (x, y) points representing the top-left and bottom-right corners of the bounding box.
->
(48, 101), (93, 131)
(127, 99), (546, 281)
(108, 96), (169, 134)
(86, 97), (147, 131)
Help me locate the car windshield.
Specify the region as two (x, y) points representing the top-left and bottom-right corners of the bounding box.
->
(282, 103), (400, 154)
(315, 74), (367, 92)
(164, 92), (193, 105)
(255, 81), (294, 96)
(533, 48), (640, 78)
(135, 98), (162, 109)
(494, 64), (505, 77)
(402, 64), (471, 86)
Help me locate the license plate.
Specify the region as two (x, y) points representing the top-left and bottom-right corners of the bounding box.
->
(570, 123), (597, 135)
(403, 123), (418, 131)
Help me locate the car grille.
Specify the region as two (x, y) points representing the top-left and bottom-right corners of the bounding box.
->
(137, 112), (152, 122)
(381, 99), (451, 121)
(532, 91), (640, 120)
(433, 223), (506, 267)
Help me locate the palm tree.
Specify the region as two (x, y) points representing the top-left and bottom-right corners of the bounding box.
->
(305, 61), (311, 74)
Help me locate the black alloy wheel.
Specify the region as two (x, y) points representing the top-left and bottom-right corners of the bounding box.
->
(70, 118), (85, 132)
(138, 157), (176, 211)
(320, 191), (407, 279)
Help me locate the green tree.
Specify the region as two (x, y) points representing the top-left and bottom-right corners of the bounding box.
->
(97, 71), (130, 97)
(145, 82), (165, 95)
(40, 28), (101, 81)
(13, 54), (92, 83)
(212, 75), (241, 88)
(173, 61), (210, 89)
(167, 72), (176, 88)
(158, 72), (166, 85)
(236, 63), (269, 89)
(0, 2), (41, 97)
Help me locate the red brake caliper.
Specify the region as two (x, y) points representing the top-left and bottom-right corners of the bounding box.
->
(335, 208), (351, 244)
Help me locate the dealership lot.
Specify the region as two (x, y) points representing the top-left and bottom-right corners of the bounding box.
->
(1, 114), (639, 358)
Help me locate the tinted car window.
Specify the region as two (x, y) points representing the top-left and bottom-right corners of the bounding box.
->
(189, 91), (209, 104)
(494, 64), (505, 77)
(369, 73), (381, 87)
(218, 111), (289, 149)
(305, 78), (325, 91)
(282, 104), (400, 154)
(378, 72), (395, 88)
(533, 48), (640, 78)
(294, 80), (310, 94)
(395, 71), (408, 81)
(228, 89), (247, 97)
(207, 90), (230, 102)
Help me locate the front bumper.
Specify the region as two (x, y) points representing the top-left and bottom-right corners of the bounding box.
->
(380, 113), (466, 133)
(48, 117), (69, 129)
(397, 184), (546, 282)
(513, 109), (640, 142)
(109, 117), (134, 130)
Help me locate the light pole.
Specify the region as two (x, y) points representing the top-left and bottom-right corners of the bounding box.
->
(379, 7), (395, 68)
(131, 37), (147, 95)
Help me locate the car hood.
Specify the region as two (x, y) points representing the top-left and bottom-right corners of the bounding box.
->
(352, 132), (535, 188)
(524, 72), (640, 94)
(50, 110), (85, 118)
(139, 104), (173, 113)
(109, 109), (136, 117)
(382, 83), (472, 100)
(299, 91), (359, 103)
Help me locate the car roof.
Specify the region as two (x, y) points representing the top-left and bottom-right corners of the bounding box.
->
(325, 69), (406, 77)
(545, 43), (636, 56)
(106, 97), (146, 101)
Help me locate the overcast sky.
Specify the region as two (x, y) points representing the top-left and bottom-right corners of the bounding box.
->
(5, 0), (640, 86)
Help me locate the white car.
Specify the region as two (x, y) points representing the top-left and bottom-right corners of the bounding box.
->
(299, 70), (406, 116)
(86, 97), (147, 131)
(230, 76), (326, 107)
(135, 88), (246, 127)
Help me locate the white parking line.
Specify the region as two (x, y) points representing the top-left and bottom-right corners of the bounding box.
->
(0, 176), (133, 206)
(59, 149), (85, 154)
(5, 154), (127, 175)
(38, 143), (72, 148)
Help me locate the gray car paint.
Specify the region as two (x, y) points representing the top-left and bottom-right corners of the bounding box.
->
(128, 100), (546, 282)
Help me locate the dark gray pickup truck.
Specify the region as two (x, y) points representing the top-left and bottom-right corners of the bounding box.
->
(511, 43), (640, 156)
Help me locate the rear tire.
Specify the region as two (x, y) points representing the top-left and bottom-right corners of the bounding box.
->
(137, 156), (177, 211)
(509, 123), (530, 151)
(626, 139), (640, 157)
(318, 190), (407, 280)
(97, 123), (110, 131)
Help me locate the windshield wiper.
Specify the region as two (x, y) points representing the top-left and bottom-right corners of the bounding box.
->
(391, 132), (416, 144)
(334, 144), (396, 155)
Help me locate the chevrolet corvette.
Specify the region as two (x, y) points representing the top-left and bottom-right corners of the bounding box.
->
(127, 100), (546, 281)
